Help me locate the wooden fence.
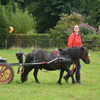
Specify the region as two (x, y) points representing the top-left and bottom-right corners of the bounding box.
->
(1, 39), (100, 51)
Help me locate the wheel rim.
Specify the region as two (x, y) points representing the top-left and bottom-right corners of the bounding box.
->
(0, 65), (12, 84)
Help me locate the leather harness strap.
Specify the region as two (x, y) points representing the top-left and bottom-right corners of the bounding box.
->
(54, 50), (61, 67)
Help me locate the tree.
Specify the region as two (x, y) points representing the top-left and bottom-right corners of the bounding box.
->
(50, 13), (84, 39)
(80, 0), (100, 28)
(0, 4), (9, 34)
(27, 0), (79, 33)
(0, 2), (36, 35)
(0, 0), (10, 5)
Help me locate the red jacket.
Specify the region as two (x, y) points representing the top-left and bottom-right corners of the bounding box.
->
(68, 33), (82, 47)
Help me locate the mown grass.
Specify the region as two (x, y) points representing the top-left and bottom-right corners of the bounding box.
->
(0, 48), (100, 100)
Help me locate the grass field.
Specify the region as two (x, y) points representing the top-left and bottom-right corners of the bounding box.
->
(0, 48), (100, 100)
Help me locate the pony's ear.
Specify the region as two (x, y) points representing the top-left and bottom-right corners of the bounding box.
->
(59, 48), (64, 52)
(67, 48), (72, 53)
(81, 47), (84, 51)
(81, 47), (87, 51)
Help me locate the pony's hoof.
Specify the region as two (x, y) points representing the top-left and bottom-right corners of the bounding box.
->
(72, 82), (76, 84)
(57, 82), (62, 85)
(76, 82), (84, 84)
(21, 81), (25, 83)
(63, 77), (69, 83)
(59, 83), (62, 85)
(36, 82), (40, 84)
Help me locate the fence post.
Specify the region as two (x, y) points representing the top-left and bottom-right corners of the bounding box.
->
(5, 39), (7, 49)
(92, 40), (94, 51)
(99, 25), (100, 35)
(20, 39), (22, 47)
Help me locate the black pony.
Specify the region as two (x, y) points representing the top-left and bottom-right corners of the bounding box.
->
(18, 47), (90, 84)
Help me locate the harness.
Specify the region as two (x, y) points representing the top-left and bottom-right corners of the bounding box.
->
(33, 49), (40, 62)
(33, 49), (61, 69)
(54, 49), (61, 69)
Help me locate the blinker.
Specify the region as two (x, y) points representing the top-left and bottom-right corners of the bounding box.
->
(88, 53), (90, 56)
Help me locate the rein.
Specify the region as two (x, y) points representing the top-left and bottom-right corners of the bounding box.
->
(71, 61), (78, 73)
(71, 49), (89, 73)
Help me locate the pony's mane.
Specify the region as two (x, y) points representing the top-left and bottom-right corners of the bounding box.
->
(59, 48), (67, 54)
(66, 47), (81, 62)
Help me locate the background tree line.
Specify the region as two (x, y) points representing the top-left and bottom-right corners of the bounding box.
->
(0, 0), (100, 49)
(0, 0), (100, 33)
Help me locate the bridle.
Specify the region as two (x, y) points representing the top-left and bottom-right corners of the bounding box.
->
(81, 56), (89, 60)
(81, 50), (89, 60)
(71, 49), (89, 74)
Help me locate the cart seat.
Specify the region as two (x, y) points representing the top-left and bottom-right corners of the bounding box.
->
(0, 57), (7, 63)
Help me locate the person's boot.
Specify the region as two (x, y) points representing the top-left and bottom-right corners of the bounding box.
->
(76, 73), (82, 84)
(63, 73), (70, 83)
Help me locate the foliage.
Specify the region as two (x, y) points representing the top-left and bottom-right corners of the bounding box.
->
(0, 35), (6, 48)
(6, 2), (36, 34)
(50, 13), (84, 39)
(27, 0), (60, 33)
(80, 0), (100, 28)
(0, 4), (9, 48)
(0, 0), (10, 5)
(0, 4), (9, 34)
(78, 23), (97, 37)
(1, 0), (100, 33)
(0, 2), (36, 35)
(82, 34), (100, 40)
(82, 34), (100, 49)
(27, 0), (81, 33)
(15, 0), (100, 32)
(64, 23), (97, 39)
(0, 2), (36, 48)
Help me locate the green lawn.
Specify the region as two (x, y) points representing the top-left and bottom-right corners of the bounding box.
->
(0, 48), (100, 100)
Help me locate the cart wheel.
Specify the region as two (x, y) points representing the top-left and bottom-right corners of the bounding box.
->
(0, 63), (14, 84)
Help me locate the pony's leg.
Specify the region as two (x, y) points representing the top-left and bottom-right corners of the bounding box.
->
(33, 67), (40, 83)
(21, 66), (33, 83)
(65, 67), (73, 76)
(71, 74), (76, 84)
(21, 71), (28, 83)
(57, 68), (64, 85)
(64, 66), (76, 84)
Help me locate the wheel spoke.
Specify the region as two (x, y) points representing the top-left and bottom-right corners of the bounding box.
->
(3, 74), (8, 80)
(4, 72), (10, 76)
(1, 65), (4, 72)
(3, 68), (8, 73)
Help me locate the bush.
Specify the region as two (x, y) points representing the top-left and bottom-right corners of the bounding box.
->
(79, 23), (97, 37)
(82, 34), (100, 40)
(50, 13), (84, 40)
(65, 23), (97, 38)
(6, 3), (36, 34)
(0, 35), (6, 49)
(0, 4), (9, 34)
(0, 2), (36, 35)
(0, 2), (36, 48)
